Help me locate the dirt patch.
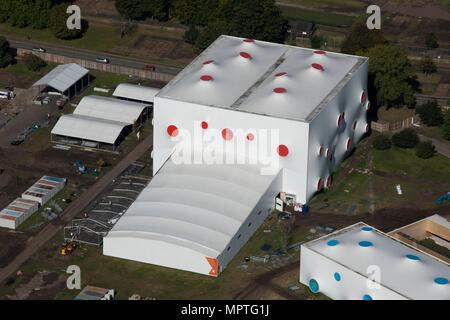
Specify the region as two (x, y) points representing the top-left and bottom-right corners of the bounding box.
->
(7, 270), (66, 300)
(0, 70), (36, 88)
(0, 230), (28, 268)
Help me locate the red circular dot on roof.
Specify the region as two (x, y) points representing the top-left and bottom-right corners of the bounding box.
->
(246, 133), (255, 141)
(337, 113), (345, 128)
(203, 59), (214, 65)
(346, 138), (353, 150)
(167, 125), (178, 137)
(317, 178), (324, 191)
(200, 75), (213, 81)
(275, 71), (287, 77)
(314, 50), (326, 55)
(319, 146), (324, 156)
(311, 63), (324, 71)
(326, 176), (332, 188)
(239, 51), (252, 59)
(222, 128), (233, 140)
(273, 87), (286, 94)
(360, 91), (367, 104)
(277, 144), (289, 157)
(243, 38), (255, 43)
(201, 121), (208, 129)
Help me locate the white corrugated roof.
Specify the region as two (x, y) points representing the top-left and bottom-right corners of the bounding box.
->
(74, 96), (149, 125)
(157, 35), (366, 122)
(51, 114), (129, 144)
(112, 83), (159, 103)
(304, 222), (450, 300)
(33, 63), (89, 92)
(106, 160), (279, 257)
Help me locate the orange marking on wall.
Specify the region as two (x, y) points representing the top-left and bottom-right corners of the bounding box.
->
(206, 257), (219, 277)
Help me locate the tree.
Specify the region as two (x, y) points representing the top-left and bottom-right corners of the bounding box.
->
(415, 101), (443, 127)
(392, 128), (419, 148)
(341, 20), (387, 55)
(372, 134), (392, 150)
(115, 0), (170, 21)
(419, 56), (437, 75)
(0, 0), (53, 29)
(175, 0), (217, 26)
(0, 36), (14, 68)
(194, 20), (227, 53)
(416, 140), (436, 159)
(49, 4), (84, 40)
(367, 45), (416, 108)
(183, 25), (200, 45)
(23, 53), (46, 71)
(442, 109), (450, 140)
(425, 32), (439, 49)
(310, 34), (325, 49)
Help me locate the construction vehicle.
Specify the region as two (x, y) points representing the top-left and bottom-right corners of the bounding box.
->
(436, 192), (450, 205)
(59, 241), (77, 256)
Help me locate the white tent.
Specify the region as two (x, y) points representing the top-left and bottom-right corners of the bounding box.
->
(33, 63), (89, 93)
(113, 83), (159, 104)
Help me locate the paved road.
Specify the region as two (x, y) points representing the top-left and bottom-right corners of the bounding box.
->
(7, 38), (182, 76)
(418, 134), (450, 159)
(0, 132), (153, 284)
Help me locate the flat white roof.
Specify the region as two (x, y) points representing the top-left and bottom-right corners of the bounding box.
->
(304, 222), (450, 300)
(51, 114), (129, 144)
(33, 63), (89, 92)
(74, 95), (149, 125)
(106, 160), (278, 257)
(112, 83), (159, 103)
(157, 35), (366, 122)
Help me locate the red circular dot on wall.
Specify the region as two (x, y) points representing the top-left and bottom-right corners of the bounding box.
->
(273, 87), (286, 94)
(246, 133), (255, 141)
(239, 51), (252, 59)
(311, 63), (324, 71)
(346, 138), (353, 150)
(243, 38), (255, 43)
(326, 148), (330, 158)
(314, 50), (326, 55)
(221, 128), (233, 140)
(337, 113), (345, 128)
(317, 178), (324, 191)
(203, 59), (214, 65)
(360, 91), (367, 104)
(277, 145), (289, 157)
(319, 146), (324, 156)
(200, 75), (213, 81)
(201, 121), (208, 129)
(167, 125), (178, 137)
(275, 71), (287, 77)
(326, 176), (332, 188)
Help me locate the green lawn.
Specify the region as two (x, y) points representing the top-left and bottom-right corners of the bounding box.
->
(279, 5), (357, 27)
(276, 0), (366, 10)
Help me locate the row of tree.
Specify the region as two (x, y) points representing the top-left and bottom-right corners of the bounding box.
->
(115, 0), (287, 53)
(0, 0), (85, 40)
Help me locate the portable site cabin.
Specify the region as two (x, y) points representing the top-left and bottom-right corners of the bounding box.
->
(21, 176), (66, 206)
(0, 198), (39, 229)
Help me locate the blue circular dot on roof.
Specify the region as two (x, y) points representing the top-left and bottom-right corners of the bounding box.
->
(362, 294), (373, 300)
(359, 241), (373, 247)
(406, 254), (420, 261)
(334, 272), (341, 282)
(434, 277), (449, 285)
(361, 226), (373, 232)
(309, 278), (320, 293)
(327, 239), (339, 246)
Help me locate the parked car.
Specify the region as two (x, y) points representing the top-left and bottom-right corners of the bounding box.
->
(95, 57), (110, 64)
(31, 47), (46, 53)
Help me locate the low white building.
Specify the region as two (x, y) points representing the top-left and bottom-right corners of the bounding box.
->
(0, 198), (39, 229)
(21, 176), (66, 206)
(113, 83), (159, 104)
(104, 35), (369, 277)
(299, 222), (450, 300)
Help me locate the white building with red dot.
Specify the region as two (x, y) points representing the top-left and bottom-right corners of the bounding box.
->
(103, 35), (369, 277)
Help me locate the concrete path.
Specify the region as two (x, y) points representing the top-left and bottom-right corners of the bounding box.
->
(418, 134), (450, 159)
(0, 133), (153, 284)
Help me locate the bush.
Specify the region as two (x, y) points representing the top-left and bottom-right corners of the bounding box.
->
(416, 140), (436, 159)
(442, 109), (450, 140)
(392, 128), (419, 148)
(23, 53), (46, 71)
(419, 56), (437, 74)
(310, 34), (325, 49)
(372, 134), (392, 150)
(183, 25), (199, 45)
(415, 101), (443, 126)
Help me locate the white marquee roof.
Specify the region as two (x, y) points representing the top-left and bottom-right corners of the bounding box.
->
(51, 114), (129, 144)
(157, 35), (366, 122)
(112, 83), (159, 103)
(74, 96), (149, 125)
(305, 222), (450, 300)
(33, 63), (89, 92)
(106, 160), (278, 257)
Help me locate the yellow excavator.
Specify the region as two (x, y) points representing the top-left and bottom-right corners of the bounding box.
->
(59, 240), (77, 256)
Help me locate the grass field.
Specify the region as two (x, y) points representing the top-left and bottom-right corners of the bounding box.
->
(279, 5), (357, 27)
